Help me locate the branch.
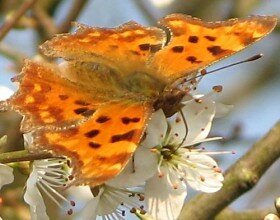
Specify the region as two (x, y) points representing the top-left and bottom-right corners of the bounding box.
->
(0, 150), (52, 163)
(32, 4), (58, 39)
(179, 121), (280, 220)
(32, 0), (88, 41)
(0, 43), (28, 69)
(58, 0), (89, 33)
(0, 0), (38, 41)
(215, 208), (277, 220)
(133, 0), (157, 24)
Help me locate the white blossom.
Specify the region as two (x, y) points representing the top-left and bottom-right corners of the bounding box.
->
(0, 86), (14, 101)
(24, 158), (75, 220)
(111, 88), (231, 219)
(80, 185), (145, 220)
(264, 214), (280, 220)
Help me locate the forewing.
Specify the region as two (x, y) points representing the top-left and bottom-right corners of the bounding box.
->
(152, 14), (277, 83)
(40, 22), (166, 76)
(33, 101), (151, 186)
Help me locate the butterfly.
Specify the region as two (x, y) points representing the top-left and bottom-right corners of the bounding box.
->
(1, 14), (276, 186)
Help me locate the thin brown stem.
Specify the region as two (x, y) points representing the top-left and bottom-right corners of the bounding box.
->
(0, 43), (28, 69)
(0, 0), (38, 41)
(179, 121), (280, 220)
(32, 4), (58, 39)
(0, 150), (53, 163)
(58, 0), (89, 33)
(133, 0), (157, 24)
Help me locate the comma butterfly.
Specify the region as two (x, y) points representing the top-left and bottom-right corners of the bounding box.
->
(0, 14), (276, 186)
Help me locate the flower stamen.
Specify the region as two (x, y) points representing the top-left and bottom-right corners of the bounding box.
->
(32, 159), (75, 215)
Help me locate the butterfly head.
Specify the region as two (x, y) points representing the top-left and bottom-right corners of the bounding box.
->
(153, 88), (187, 117)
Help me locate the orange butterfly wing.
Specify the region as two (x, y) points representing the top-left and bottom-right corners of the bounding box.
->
(151, 14), (277, 82)
(33, 101), (151, 186)
(40, 15), (277, 84)
(1, 61), (102, 132)
(40, 22), (166, 76)
(1, 60), (152, 185)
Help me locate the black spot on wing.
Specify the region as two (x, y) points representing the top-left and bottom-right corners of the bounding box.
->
(74, 107), (95, 117)
(74, 107), (88, 115)
(207, 46), (231, 56)
(121, 117), (140, 125)
(111, 130), (136, 143)
(139, 43), (150, 51)
(171, 46), (184, 53)
(82, 109), (96, 117)
(89, 141), (101, 148)
(186, 56), (202, 64)
(188, 36), (199, 43)
(85, 129), (100, 138)
(96, 116), (110, 123)
(204, 36), (216, 41)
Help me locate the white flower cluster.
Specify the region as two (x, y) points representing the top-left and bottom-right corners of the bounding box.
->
(0, 87), (232, 220)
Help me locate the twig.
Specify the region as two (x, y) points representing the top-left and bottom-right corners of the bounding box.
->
(215, 208), (277, 220)
(33, 0), (88, 41)
(179, 121), (280, 220)
(227, 0), (261, 17)
(133, 0), (157, 24)
(0, 0), (38, 41)
(0, 150), (53, 163)
(0, 43), (28, 68)
(58, 0), (89, 33)
(32, 4), (58, 39)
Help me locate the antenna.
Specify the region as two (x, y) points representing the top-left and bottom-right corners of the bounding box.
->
(186, 53), (263, 82)
(174, 108), (189, 151)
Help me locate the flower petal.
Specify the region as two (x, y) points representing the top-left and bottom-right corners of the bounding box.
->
(0, 86), (14, 101)
(182, 154), (223, 193)
(264, 213), (280, 220)
(141, 109), (167, 149)
(79, 189), (101, 220)
(145, 166), (187, 220)
(169, 95), (216, 146)
(107, 145), (158, 188)
(97, 187), (122, 216)
(80, 185), (145, 218)
(23, 167), (49, 220)
(0, 164), (14, 189)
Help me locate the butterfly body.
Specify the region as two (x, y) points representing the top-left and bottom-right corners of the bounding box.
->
(1, 14), (276, 186)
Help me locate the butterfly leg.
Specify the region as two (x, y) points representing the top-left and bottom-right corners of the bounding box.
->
(131, 154), (136, 173)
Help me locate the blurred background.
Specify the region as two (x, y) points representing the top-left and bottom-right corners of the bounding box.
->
(0, 0), (279, 219)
